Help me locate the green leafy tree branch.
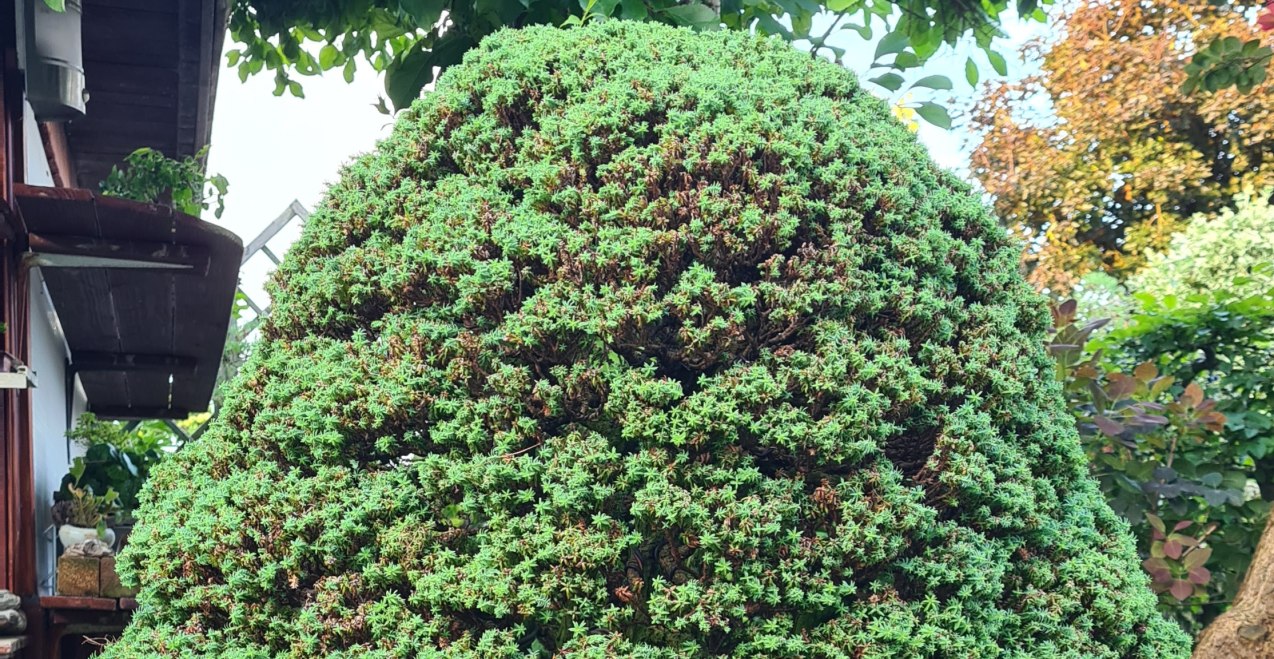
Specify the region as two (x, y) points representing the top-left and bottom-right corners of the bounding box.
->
(224, 0), (1057, 118)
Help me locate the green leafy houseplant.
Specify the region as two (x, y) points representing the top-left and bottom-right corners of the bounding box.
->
(56, 414), (176, 520)
(100, 145), (229, 219)
(105, 23), (1188, 656)
(53, 483), (119, 534)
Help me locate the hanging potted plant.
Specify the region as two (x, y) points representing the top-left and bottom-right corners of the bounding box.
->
(52, 483), (118, 549)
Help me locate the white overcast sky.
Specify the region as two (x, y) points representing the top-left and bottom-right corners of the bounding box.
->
(204, 13), (1046, 302)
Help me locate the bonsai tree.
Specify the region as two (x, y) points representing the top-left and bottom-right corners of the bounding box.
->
(106, 23), (1190, 657)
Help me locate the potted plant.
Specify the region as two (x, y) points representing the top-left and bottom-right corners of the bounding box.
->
(52, 483), (118, 549)
(55, 414), (177, 549)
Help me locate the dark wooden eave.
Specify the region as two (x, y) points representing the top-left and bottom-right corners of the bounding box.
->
(62, 0), (227, 190)
(14, 184), (243, 419)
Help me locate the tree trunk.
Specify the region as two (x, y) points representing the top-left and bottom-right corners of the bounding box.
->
(1194, 512), (1274, 658)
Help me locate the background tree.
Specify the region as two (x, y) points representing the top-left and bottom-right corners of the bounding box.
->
(968, 0), (1274, 294)
(1049, 189), (1274, 635)
(1129, 189), (1274, 303)
(1194, 512), (1274, 657)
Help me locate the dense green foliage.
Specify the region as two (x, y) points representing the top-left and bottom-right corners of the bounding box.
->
(1100, 285), (1274, 631)
(107, 23), (1187, 657)
(1048, 191), (1274, 635)
(1130, 189), (1274, 304)
(100, 146), (230, 220)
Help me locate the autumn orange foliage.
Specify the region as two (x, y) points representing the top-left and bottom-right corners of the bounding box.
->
(969, 0), (1274, 294)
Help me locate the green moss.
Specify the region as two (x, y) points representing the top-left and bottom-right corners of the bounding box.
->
(104, 22), (1190, 657)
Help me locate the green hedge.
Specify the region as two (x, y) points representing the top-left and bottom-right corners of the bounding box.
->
(105, 22), (1189, 657)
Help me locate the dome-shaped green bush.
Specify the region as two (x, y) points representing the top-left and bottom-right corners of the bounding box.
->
(106, 22), (1190, 658)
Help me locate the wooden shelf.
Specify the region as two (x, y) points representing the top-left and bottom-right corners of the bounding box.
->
(39, 595), (118, 611)
(39, 596), (137, 659)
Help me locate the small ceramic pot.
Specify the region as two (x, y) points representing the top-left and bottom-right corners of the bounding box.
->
(58, 524), (115, 550)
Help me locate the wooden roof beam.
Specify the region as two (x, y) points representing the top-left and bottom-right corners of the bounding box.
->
(89, 406), (191, 421)
(70, 352), (196, 375)
(24, 232), (210, 273)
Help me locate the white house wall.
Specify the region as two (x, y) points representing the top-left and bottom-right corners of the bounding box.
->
(24, 98), (89, 594)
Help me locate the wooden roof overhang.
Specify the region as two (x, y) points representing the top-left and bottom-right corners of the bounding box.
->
(62, 0), (228, 190)
(15, 184), (242, 419)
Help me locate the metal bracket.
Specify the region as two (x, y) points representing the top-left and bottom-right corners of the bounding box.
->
(0, 363), (37, 389)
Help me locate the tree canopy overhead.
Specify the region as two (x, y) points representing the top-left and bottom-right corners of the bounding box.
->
(968, 0), (1274, 294)
(107, 21), (1187, 657)
(227, 0), (1056, 110)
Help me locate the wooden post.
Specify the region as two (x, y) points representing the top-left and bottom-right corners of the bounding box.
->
(1, 4), (45, 656)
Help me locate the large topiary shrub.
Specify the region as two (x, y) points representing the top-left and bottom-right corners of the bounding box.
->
(106, 22), (1190, 657)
